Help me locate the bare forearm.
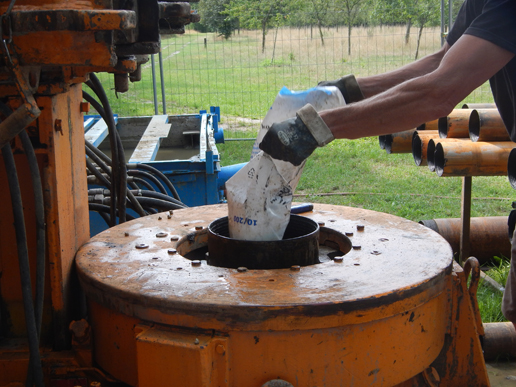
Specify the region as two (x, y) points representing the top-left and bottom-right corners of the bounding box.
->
(357, 45), (448, 98)
(322, 35), (515, 140)
(320, 75), (449, 139)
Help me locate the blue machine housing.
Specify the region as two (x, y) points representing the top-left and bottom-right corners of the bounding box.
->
(85, 107), (246, 236)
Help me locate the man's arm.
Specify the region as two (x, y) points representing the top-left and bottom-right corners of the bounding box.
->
(357, 43), (450, 99)
(321, 34), (515, 140)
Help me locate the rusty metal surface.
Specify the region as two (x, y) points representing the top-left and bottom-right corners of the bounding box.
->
(418, 118), (439, 131)
(381, 129), (416, 154)
(469, 109), (510, 142)
(9, 9), (137, 32)
(412, 130), (439, 166)
(76, 203), (453, 330)
(483, 322), (516, 361)
(419, 216), (511, 262)
(427, 138), (470, 172)
(438, 109), (472, 139)
(434, 140), (515, 177)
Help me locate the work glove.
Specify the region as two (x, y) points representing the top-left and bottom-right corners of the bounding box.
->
(318, 74), (364, 103)
(259, 103), (334, 166)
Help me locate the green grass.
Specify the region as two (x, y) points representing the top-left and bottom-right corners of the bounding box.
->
(478, 257), (511, 323)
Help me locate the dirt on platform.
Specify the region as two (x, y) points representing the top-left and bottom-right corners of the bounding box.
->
(487, 361), (516, 386)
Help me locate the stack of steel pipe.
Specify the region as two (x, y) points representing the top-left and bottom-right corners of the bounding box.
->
(380, 107), (515, 177)
(434, 108), (513, 177)
(379, 129), (417, 154)
(379, 106), (515, 269)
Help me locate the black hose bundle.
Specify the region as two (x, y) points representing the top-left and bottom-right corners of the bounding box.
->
(83, 79), (187, 226)
(2, 143), (44, 387)
(83, 77), (187, 226)
(0, 102), (45, 387)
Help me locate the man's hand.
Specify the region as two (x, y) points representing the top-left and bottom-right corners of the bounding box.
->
(259, 104), (334, 166)
(259, 116), (318, 166)
(318, 74), (364, 103)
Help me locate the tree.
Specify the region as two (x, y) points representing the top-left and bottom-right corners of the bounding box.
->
(412, 0), (439, 59)
(307, 0), (332, 46)
(228, 0), (288, 52)
(334, 0), (369, 55)
(372, 0), (440, 55)
(198, 0), (238, 39)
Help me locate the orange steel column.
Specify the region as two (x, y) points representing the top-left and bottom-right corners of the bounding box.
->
(0, 84), (89, 341)
(39, 84), (90, 349)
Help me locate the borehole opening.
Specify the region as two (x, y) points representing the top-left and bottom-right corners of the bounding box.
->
(177, 217), (352, 270)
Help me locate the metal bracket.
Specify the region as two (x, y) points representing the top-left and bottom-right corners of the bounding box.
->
(0, 8), (41, 148)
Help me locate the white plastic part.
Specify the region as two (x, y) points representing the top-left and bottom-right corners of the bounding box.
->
(226, 86), (345, 241)
(251, 86), (345, 190)
(226, 152), (292, 241)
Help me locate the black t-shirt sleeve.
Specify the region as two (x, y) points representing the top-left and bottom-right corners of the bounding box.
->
(447, 0), (516, 54)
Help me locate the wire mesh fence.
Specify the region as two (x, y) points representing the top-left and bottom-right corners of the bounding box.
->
(100, 24), (493, 141)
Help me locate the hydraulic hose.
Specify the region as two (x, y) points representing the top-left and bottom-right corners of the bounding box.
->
(86, 158), (111, 189)
(127, 169), (167, 194)
(130, 189), (187, 208)
(85, 144), (111, 177)
(88, 203), (136, 221)
(18, 131), (45, 340)
(85, 139), (112, 166)
(131, 163), (181, 201)
(132, 176), (156, 191)
(87, 73), (128, 223)
(135, 196), (185, 211)
(83, 91), (118, 225)
(83, 96), (145, 220)
(101, 196), (184, 212)
(2, 143), (44, 387)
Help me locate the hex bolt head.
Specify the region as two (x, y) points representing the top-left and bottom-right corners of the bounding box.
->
(167, 214), (172, 219)
(168, 249), (177, 255)
(352, 245), (362, 250)
(195, 225), (203, 231)
(192, 260), (201, 267)
(345, 232), (354, 237)
(135, 243), (149, 249)
(334, 256), (344, 263)
(290, 265), (301, 271)
(194, 338), (199, 345)
(318, 221), (325, 227)
(216, 344), (225, 354)
(170, 235), (179, 241)
(158, 216), (162, 220)
(124, 232), (129, 237)
(156, 232), (168, 238)
(357, 224), (365, 231)
(169, 210), (174, 215)
(237, 267), (248, 272)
